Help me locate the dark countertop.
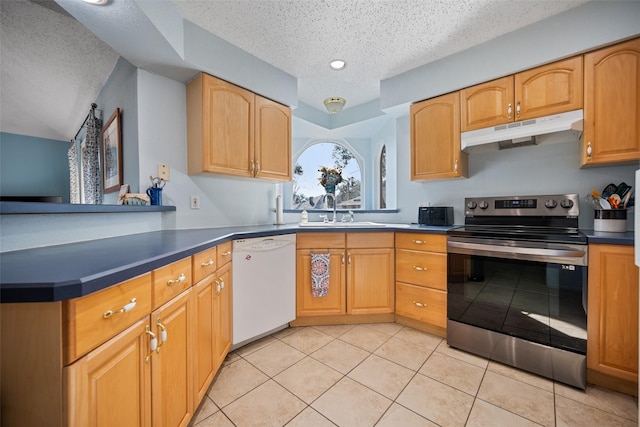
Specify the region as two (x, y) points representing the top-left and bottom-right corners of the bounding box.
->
(1, 223), (633, 303)
(0, 223), (451, 303)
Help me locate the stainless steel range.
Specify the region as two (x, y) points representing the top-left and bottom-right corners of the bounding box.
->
(446, 193), (588, 389)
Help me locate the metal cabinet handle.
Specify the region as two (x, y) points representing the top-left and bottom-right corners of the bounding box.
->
(507, 103), (512, 119)
(201, 259), (214, 267)
(454, 160), (459, 172)
(413, 301), (428, 308)
(516, 101), (521, 119)
(250, 160), (255, 174)
(103, 298), (137, 319)
(156, 319), (167, 352)
(167, 273), (186, 285)
(586, 141), (592, 161)
(341, 253), (345, 265)
(145, 325), (157, 362)
(221, 251), (232, 256)
(412, 265), (427, 271)
(411, 239), (425, 245)
(255, 160), (261, 176)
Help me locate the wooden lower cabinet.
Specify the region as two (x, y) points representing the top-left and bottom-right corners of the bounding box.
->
(151, 289), (194, 427)
(293, 232), (394, 324)
(65, 318), (152, 427)
(394, 233), (448, 337)
(193, 252), (233, 408)
(587, 244), (639, 395)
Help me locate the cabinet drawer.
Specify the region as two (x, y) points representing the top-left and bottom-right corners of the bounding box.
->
(396, 249), (447, 290)
(64, 273), (152, 364)
(217, 241), (233, 267)
(396, 282), (446, 329)
(297, 232), (345, 249)
(153, 258), (192, 309)
(193, 247), (217, 283)
(347, 232), (394, 248)
(395, 233), (446, 253)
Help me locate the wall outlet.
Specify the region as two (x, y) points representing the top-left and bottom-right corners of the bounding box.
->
(158, 163), (170, 181)
(190, 195), (200, 209)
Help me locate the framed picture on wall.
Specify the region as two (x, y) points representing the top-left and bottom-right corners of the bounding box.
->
(102, 108), (122, 193)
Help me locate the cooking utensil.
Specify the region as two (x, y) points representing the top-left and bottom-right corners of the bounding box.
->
(608, 194), (621, 209)
(622, 191), (632, 208)
(599, 198), (611, 209)
(602, 183), (618, 198)
(585, 195), (602, 210)
(616, 182), (631, 199)
(591, 189), (602, 199)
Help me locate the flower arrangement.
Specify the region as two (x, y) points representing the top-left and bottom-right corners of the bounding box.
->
(318, 166), (343, 192)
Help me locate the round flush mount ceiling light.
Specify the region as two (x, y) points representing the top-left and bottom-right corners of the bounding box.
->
(82, 0), (109, 5)
(324, 97), (346, 114)
(329, 59), (346, 70)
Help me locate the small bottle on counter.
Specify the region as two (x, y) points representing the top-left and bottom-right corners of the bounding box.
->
(300, 209), (308, 224)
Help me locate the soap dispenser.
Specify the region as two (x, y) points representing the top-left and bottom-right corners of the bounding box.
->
(300, 209), (308, 224)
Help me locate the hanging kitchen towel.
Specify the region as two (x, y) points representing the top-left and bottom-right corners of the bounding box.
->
(311, 252), (330, 297)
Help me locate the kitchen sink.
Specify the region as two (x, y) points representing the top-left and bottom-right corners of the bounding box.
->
(298, 221), (410, 228)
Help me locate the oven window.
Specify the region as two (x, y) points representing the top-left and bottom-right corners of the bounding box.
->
(447, 254), (587, 354)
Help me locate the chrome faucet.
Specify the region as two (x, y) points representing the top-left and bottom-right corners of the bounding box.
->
(323, 193), (337, 223)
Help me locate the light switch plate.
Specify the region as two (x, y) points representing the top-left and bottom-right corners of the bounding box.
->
(158, 164), (170, 181)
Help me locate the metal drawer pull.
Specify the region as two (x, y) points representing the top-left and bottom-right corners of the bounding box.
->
(411, 239), (425, 244)
(201, 259), (214, 267)
(103, 298), (137, 318)
(167, 273), (186, 285)
(412, 265), (427, 271)
(413, 301), (428, 308)
(221, 251), (232, 256)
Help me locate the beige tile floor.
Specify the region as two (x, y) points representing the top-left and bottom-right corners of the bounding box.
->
(191, 323), (638, 427)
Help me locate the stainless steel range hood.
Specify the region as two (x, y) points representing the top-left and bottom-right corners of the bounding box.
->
(461, 109), (583, 154)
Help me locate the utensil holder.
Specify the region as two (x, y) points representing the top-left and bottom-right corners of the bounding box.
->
(594, 209), (627, 232)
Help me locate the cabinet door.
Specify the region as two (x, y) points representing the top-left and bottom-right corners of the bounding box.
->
(587, 244), (639, 384)
(255, 95), (292, 181)
(65, 318), (151, 427)
(346, 248), (394, 315)
(410, 92), (467, 180)
(460, 76), (514, 131)
(151, 289), (193, 427)
(515, 56), (583, 121)
(192, 276), (216, 406)
(213, 262), (233, 371)
(583, 38), (640, 166)
(202, 74), (255, 177)
(296, 249), (346, 316)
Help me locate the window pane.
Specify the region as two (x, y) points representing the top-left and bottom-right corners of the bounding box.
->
(292, 142), (361, 210)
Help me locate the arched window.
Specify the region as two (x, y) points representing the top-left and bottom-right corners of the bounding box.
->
(292, 142), (362, 210)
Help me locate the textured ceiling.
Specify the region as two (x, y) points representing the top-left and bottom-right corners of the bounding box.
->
(1, 0), (591, 142)
(0, 0), (120, 141)
(172, 0), (589, 112)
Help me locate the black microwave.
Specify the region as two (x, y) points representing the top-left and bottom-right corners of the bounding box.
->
(418, 206), (454, 226)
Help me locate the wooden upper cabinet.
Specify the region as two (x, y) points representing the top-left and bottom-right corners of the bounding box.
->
(188, 73), (254, 177)
(460, 56), (583, 132)
(187, 73), (292, 180)
(255, 95), (292, 180)
(410, 91), (468, 181)
(582, 38), (640, 166)
(515, 56), (583, 120)
(460, 76), (514, 131)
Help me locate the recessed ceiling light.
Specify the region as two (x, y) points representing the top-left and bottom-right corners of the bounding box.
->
(329, 59), (346, 71)
(82, 0), (109, 5)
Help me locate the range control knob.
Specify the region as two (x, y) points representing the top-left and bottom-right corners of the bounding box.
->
(560, 199), (574, 209)
(467, 201), (477, 210)
(544, 199), (558, 209)
(479, 201), (489, 210)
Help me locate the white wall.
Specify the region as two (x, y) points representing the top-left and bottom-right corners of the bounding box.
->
(136, 70), (276, 230)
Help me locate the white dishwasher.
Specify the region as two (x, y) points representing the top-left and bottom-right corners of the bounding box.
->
(232, 234), (296, 348)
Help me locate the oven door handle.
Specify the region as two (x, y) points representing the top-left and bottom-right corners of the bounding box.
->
(447, 240), (587, 265)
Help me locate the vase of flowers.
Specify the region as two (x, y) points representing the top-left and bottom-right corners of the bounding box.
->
(318, 166), (343, 194)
